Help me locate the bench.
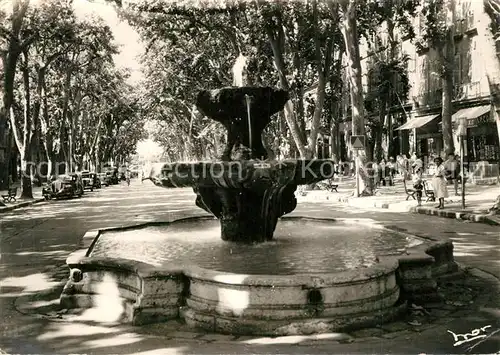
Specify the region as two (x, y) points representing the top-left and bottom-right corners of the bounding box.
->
(423, 180), (436, 202)
(318, 179), (339, 193)
(2, 187), (17, 203)
(403, 179), (416, 200)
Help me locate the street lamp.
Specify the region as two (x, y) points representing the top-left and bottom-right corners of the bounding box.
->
(457, 117), (467, 210)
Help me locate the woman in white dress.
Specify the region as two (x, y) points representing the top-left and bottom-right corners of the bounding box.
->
(432, 157), (449, 209)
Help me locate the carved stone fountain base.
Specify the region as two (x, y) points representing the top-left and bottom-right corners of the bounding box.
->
(149, 159), (332, 243)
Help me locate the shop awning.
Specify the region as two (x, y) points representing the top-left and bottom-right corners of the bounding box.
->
(395, 114), (440, 130)
(452, 105), (491, 122)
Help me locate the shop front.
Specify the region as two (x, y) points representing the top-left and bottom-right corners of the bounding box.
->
(451, 104), (500, 164)
(395, 113), (442, 160)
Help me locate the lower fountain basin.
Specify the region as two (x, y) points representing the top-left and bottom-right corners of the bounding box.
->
(60, 216), (459, 336)
(89, 217), (423, 275)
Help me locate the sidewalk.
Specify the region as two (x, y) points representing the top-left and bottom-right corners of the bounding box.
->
(298, 179), (500, 225)
(0, 186), (45, 213)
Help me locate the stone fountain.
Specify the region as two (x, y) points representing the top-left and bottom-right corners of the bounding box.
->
(60, 86), (459, 336)
(149, 86), (332, 243)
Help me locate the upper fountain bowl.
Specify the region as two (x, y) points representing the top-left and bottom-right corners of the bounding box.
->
(196, 86), (289, 124)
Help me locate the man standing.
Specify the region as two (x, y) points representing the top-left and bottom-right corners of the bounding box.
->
(444, 152), (460, 196)
(125, 169), (131, 186)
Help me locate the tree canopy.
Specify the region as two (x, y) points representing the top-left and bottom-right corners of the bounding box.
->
(0, 0), (144, 196)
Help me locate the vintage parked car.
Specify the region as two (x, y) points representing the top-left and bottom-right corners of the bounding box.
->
(80, 171), (101, 191)
(97, 173), (110, 187)
(91, 172), (101, 189)
(80, 171), (93, 191)
(105, 169), (119, 185)
(42, 174), (84, 200)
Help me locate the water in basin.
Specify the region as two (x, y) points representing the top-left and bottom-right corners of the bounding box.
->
(90, 218), (423, 275)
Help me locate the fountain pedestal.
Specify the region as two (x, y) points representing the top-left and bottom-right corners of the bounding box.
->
(150, 87), (331, 243)
(195, 185), (297, 243)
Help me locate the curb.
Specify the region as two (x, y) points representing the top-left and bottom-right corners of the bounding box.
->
(332, 194), (498, 226)
(410, 206), (500, 226)
(0, 198), (46, 213)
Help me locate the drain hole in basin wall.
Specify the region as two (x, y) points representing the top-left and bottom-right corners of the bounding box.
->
(180, 276), (191, 306)
(307, 289), (323, 306)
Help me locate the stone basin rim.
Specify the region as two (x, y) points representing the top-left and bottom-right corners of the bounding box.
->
(86, 214), (386, 239)
(68, 215), (434, 287)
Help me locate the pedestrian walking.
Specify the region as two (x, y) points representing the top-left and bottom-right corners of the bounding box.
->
(387, 157), (396, 186)
(432, 157), (449, 209)
(379, 159), (387, 186)
(125, 169), (131, 186)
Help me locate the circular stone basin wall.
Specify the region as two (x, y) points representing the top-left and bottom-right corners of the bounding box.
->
(60, 216), (457, 336)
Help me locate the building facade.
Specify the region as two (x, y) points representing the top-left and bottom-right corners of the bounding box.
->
(393, 0), (499, 165)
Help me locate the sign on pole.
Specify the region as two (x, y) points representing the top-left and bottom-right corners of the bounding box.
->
(350, 135), (365, 150)
(349, 135), (365, 197)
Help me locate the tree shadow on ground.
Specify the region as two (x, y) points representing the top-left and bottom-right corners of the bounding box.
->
(2, 267), (499, 355)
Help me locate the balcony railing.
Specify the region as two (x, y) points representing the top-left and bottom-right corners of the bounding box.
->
(414, 80), (488, 106)
(453, 81), (488, 100)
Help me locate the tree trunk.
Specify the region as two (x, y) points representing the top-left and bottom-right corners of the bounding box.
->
(339, 1), (365, 137)
(60, 68), (72, 172)
(95, 142), (101, 173)
(10, 138), (18, 183)
(31, 66), (45, 185)
(441, 0), (456, 155)
(386, 0), (396, 159)
(0, 54), (18, 190)
(329, 48), (344, 163)
(374, 122), (384, 162)
(264, 17), (308, 158)
(0, 0), (30, 191)
(89, 114), (103, 171)
(330, 97), (340, 162)
(19, 51), (33, 198)
(441, 71), (455, 155)
(45, 144), (57, 177)
(40, 77), (57, 177)
(293, 54), (307, 145)
(20, 154), (33, 199)
(338, 0), (372, 196)
(307, 2), (334, 157)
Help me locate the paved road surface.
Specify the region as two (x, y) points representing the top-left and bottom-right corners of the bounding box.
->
(0, 180), (498, 354)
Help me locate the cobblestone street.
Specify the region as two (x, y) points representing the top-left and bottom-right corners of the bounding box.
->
(0, 180), (499, 354)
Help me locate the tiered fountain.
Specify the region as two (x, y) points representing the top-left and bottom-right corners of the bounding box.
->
(149, 86), (332, 243)
(60, 85), (458, 336)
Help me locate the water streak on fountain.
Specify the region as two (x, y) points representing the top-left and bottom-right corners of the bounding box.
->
(245, 94), (253, 154)
(232, 53), (247, 87)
